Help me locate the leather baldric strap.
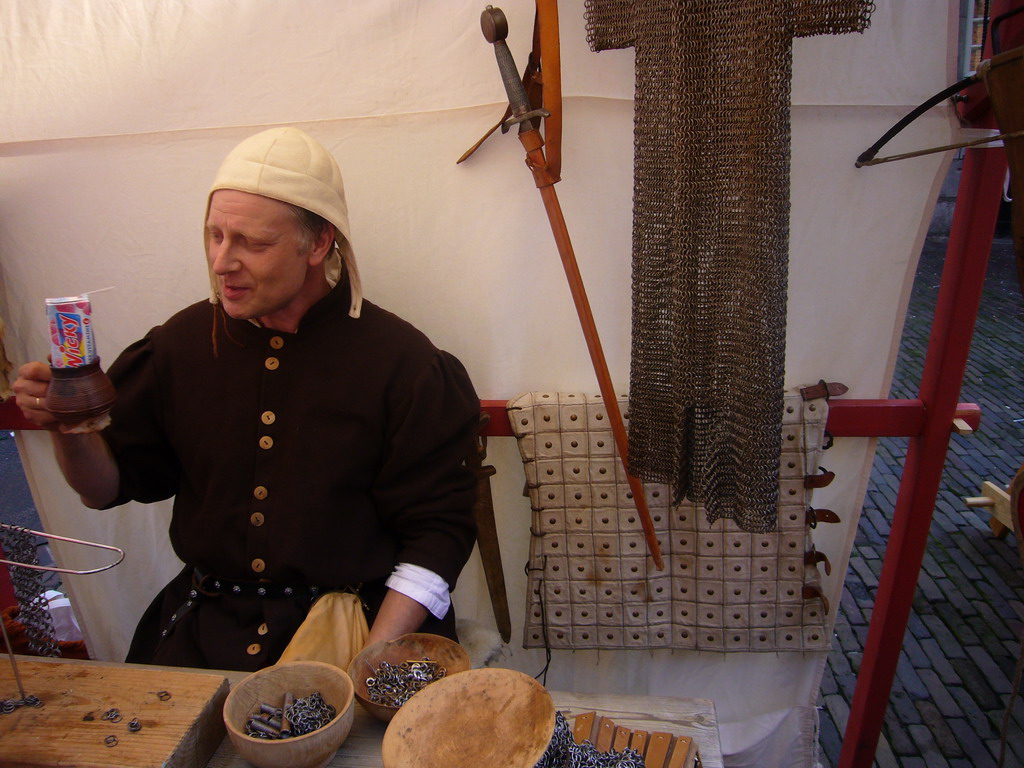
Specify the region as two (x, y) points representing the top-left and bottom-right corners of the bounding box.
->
(536, 0), (561, 180)
(458, 0), (562, 181)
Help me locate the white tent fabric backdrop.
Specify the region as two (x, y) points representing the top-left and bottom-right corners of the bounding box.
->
(1, 2), (960, 765)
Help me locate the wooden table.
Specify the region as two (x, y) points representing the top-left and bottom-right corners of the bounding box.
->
(208, 686), (723, 768)
(3, 656), (722, 768)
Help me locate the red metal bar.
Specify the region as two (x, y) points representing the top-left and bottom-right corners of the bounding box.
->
(0, 400), (38, 431)
(481, 398), (980, 439)
(838, 143), (1008, 768)
(0, 396), (983, 438)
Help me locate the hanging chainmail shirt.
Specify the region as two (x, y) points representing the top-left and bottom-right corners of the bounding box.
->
(584, 0), (872, 532)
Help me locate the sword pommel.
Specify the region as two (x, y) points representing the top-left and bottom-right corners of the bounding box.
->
(480, 5), (508, 44)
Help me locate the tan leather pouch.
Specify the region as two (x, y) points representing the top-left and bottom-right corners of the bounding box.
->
(278, 591), (369, 670)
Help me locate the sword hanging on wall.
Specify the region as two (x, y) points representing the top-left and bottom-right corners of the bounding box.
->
(471, 4), (664, 571)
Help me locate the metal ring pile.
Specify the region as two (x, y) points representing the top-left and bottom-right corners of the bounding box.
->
(534, 712), (647, 768)
(0, 695), (43, 715)
(245, 691), (336, 739)
(365, 658), (447, 708)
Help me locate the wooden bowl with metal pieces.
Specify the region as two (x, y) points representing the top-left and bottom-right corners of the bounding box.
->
(381, 666), (556, 767)
(347, 632), (471, 722)
(223, 660), (355, 768)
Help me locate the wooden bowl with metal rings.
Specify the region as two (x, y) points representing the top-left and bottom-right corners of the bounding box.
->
(346, 632), (470, 723)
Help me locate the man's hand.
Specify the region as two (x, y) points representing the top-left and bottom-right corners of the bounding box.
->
(13, 360), (120, 508)
(12, 361), (61, 430)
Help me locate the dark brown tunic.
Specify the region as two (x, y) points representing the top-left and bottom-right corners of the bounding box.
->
(101, 280), (479, 670)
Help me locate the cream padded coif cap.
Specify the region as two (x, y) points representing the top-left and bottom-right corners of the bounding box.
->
(205, 126), (363, 318)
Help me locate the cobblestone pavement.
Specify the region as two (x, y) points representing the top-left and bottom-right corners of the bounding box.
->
(0, 433), (57, 574)
(818, 234), (1024, 768)
(0, 433), (41, 530)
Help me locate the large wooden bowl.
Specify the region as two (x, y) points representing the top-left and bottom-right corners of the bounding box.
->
(223, 660), (355, 768)
(346, 632), (471, 722)
(381, 667), (555, 767)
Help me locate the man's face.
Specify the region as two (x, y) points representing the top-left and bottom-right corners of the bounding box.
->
(206, 189), (320, 330)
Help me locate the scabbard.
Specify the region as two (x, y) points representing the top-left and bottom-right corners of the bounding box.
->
(467, 414), (512, 642)
(517, 128), (665, 572)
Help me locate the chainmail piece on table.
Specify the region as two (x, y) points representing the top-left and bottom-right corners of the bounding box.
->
(583, 0), (872, 533)
(0, 525), (59, 658)
(510, 391), (832, 652)
(535, 712), (646, 768)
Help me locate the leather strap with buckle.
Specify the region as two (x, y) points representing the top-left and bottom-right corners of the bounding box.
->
(804, 467), (836, 489)
(804, 547), (833, 576)
(806, 507), (841, 527)
(800, 380), (848, 401)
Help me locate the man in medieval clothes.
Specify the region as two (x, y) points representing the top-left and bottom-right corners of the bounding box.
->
(13, 127), (480, 671)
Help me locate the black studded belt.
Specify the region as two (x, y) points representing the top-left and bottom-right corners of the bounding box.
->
(157, 569), (364, 641)
(190, 569), (342, 600)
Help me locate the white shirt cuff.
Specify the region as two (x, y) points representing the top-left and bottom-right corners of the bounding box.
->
(386, 562), (451, 620)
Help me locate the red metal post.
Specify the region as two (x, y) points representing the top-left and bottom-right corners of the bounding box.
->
(838, 143), (1008, 767)
(0, 544), (16, 610)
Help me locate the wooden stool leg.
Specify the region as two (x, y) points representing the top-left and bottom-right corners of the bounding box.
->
(991, 516), (1010, 538)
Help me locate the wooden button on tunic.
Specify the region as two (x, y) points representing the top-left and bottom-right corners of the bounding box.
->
(258, 623), (269, 636)
(259, 436), (274, 450)
(250, 512), (265, 527)
(253, 486), (268, 500)
(270, 336), (284, 350)
(251, 558), (266, 573)
(261, 411), (276, 425)
(264, 357), (280, 370)
(247, 643), (261, 655)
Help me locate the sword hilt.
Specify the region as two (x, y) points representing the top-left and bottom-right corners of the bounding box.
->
(481, 6), (548, 134)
